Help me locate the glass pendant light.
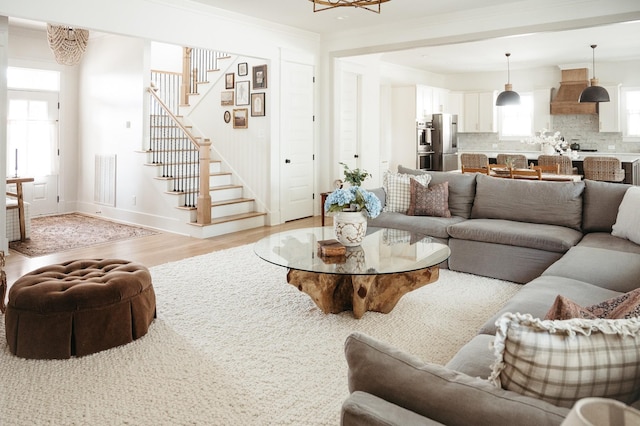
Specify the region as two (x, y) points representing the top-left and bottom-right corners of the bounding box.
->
(579, 44), (610, 103)
(496, 53), (520, 106)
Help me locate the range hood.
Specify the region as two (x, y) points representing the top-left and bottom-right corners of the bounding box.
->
(550, 68), (597, 115)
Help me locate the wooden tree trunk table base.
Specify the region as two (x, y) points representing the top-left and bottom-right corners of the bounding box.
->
(286, 267), (439, 319)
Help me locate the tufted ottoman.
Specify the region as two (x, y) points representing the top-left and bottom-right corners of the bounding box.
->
(5, 259), (156, 359)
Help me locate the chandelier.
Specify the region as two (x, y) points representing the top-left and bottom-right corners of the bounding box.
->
(47, 24), (90, 66)
(310, 0), (390, 13)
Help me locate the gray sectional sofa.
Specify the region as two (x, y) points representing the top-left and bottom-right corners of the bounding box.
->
(342, 165), (640, 425)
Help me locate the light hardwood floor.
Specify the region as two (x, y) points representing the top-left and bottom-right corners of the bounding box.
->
(5, 216), (326, 287)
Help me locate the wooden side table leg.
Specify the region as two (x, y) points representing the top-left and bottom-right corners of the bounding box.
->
(16, 182), (26, 242)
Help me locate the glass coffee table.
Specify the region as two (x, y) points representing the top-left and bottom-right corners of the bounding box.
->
(254, 226), (450, 318)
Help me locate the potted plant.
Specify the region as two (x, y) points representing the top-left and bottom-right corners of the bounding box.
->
(324, 165), (381, 246)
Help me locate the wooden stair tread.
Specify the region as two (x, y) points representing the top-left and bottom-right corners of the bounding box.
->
(188, 211), (266, 227)
(211, 197), (254, 207)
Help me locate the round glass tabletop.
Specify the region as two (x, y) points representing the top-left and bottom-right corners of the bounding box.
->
(254, 226), (450, 276)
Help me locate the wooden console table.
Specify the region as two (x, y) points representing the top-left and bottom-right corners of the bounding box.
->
(7, 177), (34, 242)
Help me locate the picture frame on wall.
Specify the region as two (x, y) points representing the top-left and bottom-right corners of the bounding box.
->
(233, 108), (248, 129)
(252, 64), (267, 89)
(251, 93), (265, 117)
(235, 81), (250, 106)
(225, 73), (234, 89)
(221, 91), (234, 106)
(238, 62), (248, 76)
(224, 110), (231, 123)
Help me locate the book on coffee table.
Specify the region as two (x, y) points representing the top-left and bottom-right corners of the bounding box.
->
(317, 239), (346, 257)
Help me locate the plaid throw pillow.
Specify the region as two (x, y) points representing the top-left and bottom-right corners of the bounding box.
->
(407, 179), (451, 217)
(382, 172), (430, 213)
(489, 312), (640, 408)
(545, 288), (640, 320)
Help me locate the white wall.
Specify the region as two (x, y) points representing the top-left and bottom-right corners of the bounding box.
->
(76, 34), (162, 225)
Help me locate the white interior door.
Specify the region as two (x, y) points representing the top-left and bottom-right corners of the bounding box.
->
(281, 61), (314, 222)
(7, 90), (60, 216)
(338, 71), (361, 170)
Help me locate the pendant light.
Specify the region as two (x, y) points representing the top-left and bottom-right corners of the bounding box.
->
(579, 44), (610, 103)
(496, 53), (520, 106)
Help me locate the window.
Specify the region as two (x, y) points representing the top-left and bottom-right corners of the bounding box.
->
(7, 67), (60, 91)
(498, 93), (533, 139)
(622, 88), (640, 139)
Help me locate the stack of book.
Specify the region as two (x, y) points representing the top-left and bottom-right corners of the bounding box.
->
(317, 239), (346, 263)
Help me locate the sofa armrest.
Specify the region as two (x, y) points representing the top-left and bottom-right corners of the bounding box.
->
(344, 332), (569, 426)
(342, 391), (443, 426)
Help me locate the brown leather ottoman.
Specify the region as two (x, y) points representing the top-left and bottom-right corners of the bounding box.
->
(5, 259), (156, 359)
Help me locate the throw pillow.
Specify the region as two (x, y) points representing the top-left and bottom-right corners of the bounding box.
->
(545, 288), (640, 321)
(382, 171), (430, 213)
(612, 187), (640, 245)
(489, 312), (640, 408)
(407, 179), (451, 218)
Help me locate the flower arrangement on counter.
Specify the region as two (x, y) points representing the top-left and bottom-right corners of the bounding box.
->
(325, 163), (381, 218)
(523, 129), (569, 153)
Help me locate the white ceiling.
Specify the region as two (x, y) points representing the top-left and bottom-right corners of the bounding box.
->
(10, 0), (640, 74)
(188, 0), (640, 73)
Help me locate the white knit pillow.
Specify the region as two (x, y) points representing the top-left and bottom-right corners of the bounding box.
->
(612, 187), (640, 245)
(382, 171), (430, 213)
(489, 312), (640, 408)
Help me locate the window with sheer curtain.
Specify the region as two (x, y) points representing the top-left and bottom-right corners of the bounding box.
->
(498, 93), (533, 139)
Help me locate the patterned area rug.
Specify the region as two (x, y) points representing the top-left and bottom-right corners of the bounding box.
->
(9, 213), (158, 257)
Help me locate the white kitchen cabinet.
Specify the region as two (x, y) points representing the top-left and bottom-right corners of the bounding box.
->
(599, 84), (621, 132)
(463, 91), (496, 132)
(448, 92), (464, 129)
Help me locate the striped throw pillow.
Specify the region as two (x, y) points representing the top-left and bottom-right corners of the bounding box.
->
(489, 312), (640, 408)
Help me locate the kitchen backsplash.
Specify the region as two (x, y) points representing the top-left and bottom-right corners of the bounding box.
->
(459, 115), (640, 153)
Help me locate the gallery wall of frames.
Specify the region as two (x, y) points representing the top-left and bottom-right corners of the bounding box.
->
(221, 62), (267, 129)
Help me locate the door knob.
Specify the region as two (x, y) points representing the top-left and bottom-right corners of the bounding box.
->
(354, 154), (359, 158)
(285, 159), (291, 163)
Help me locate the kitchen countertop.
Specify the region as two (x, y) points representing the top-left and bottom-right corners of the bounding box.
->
(458, 150), (640, 163)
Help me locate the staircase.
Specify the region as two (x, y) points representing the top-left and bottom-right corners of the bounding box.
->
(144, 48), (266, 238)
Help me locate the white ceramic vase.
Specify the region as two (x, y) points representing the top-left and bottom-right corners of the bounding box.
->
(333, 211), (367, 247)
(542, 144), (556, 155)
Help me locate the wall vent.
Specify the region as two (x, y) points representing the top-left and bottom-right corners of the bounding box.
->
(95, 154), (117, 206)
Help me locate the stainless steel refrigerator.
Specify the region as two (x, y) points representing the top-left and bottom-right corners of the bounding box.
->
(426, 113), (458, 171)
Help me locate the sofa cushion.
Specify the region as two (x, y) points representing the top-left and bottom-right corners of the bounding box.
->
(612, 186), (640, 245)
(383, 171), (430, 213)
(578, 232), (640, 255)
(582, 179), (631, 233)
(368, 212), (464, 239)
(344, 332), (569, 426)
(489, 313), (640, 408)
(447, 219), (582, 253)
(445, 334), (495, 379)
(545, 288), (640, 320)
(541, 246), (640, 293)
(448, 239), (564, 284)
(471, 174), (584, 230)
(398, 166), (477, 219)
(408, 180), (451, 217)
(479, 276), (622, 335)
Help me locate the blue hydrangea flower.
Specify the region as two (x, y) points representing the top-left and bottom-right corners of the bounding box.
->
(324, 186), (381, 218)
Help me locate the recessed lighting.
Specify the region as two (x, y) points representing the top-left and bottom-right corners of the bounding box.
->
(337, 16), (349, 20)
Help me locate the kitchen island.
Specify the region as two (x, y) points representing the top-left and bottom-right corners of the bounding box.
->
(457, 150), (640, 185)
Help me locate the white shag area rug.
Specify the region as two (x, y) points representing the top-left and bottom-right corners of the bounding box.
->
(0, 244), (520, 425)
